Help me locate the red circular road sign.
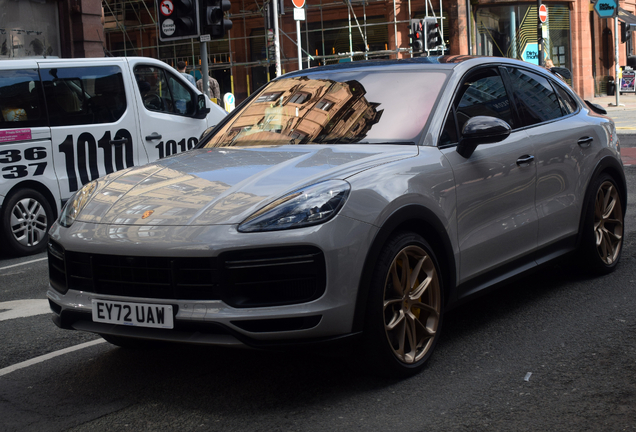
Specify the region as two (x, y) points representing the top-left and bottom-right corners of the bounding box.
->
(539, 4), (548, 23)
(292, 0), (305, 8)
(160, 0), (174, 17)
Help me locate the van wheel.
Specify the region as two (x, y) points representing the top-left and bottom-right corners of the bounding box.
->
(1, 189), (53, 256)
(362, 231), (443, 378)
(579, 173), (624, 275)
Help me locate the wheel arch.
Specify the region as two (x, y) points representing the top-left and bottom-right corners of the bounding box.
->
(2, 180), (60, 220)
(351, 204), (457, 333)
(576, 155), (627, 247)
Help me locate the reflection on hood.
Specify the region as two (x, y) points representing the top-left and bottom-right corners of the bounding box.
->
(207, 77), (383, 147)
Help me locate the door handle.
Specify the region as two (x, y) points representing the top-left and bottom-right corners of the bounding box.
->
(109, 138), (128, 146)
(578, 136), (593, 148)
(516, 155), (535, 166)
(145, 133), (162, 141)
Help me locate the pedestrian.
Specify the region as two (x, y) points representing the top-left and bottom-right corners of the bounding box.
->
(197, 74), (221, 104)
(545, 58), (554, 69)
(176, 61), (196, 86)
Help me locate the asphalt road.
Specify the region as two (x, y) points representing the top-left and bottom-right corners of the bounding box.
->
(1, 150), (636, 431)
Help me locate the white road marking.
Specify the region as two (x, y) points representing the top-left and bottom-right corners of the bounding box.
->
(0, 299), (51, 321)
(0, 257), (47, 272)
(0, 339), (107, 377)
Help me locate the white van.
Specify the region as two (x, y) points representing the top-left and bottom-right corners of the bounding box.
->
(0, 57), (226, 256)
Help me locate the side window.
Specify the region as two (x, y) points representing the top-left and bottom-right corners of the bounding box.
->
(504, 67), (563, 126)
(552, 83), (578, 115)
(0, 69), (47, 128)
(41, 66), (127, 127)
(134, 66), (194, 116)
(440, 69), (513, 145)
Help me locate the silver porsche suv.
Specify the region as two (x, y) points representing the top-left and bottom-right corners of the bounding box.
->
(47, 56), (626, 377)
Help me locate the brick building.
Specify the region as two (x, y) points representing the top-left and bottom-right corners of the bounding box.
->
(1, 0), (635, 101)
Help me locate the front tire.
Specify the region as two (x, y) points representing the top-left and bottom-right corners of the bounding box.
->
(580, 173), (624, 275)
(1, 188), (54, 256)
(362, 231), (443, 378)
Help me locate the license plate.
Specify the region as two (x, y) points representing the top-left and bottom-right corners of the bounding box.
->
(92, 299), (174, 329)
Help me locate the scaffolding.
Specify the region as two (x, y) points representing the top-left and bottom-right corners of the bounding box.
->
(102, 0), (447, 97)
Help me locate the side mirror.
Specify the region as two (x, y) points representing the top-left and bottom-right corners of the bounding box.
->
(550, 67), (572, 80)
(457, 116), (511, 158)
(194, 94), (211, 119)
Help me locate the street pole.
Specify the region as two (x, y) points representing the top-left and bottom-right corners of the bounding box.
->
(296, 19), (302, 70)
(201, 40), (210, 98)
(272, 0), (282, 77)
(537, 0), (543, 66)
(615, 16), (621, 107)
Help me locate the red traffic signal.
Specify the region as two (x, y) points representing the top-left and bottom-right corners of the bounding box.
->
(409, 20), (424, 54)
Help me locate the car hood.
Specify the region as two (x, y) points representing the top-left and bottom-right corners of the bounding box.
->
(76, 144), (417, 226)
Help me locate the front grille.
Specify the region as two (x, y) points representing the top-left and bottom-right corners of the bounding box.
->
(48, 242), (326, 307)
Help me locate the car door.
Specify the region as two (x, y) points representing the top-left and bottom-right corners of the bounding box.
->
(503, 66), (603, 254)
(439, 67), (538, 292)
(128, 60), (208, 164)
(41, 60), (140, 198)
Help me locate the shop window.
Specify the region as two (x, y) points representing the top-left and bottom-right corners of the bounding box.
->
(41, 66), (127, 127)
(474, 4), (571, 73)
(505, 67), (562, 126)
(0, 69), (46, 128)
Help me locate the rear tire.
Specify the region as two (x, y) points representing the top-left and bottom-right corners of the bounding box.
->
(1, 188), (53, 256)
(361, 231), (443, 378)
(579, 173), (624, 275)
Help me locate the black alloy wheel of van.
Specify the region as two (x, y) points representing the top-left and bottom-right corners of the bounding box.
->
(1, 188), (54, 256)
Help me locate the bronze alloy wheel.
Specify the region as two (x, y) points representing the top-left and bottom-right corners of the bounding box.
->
(594, 180), (623, 265)
(383, 245), (441, 365)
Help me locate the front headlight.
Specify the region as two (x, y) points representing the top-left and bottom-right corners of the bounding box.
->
(238, 180), (351, 232)
(58, 181), (98, 227)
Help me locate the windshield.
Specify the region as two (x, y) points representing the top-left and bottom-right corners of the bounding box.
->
(203, 69), (448, 147)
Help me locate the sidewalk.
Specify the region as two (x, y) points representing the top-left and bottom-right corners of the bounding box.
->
(590, 93), (636, 112)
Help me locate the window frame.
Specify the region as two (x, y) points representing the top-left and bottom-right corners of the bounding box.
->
(134, 64), (197, 117)
(438, 66), (516, 148)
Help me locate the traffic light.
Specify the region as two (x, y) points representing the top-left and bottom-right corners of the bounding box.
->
(157, 0), (200, 41)
(409, 20), (424, 54)
(200, 0), (233, 39)
(424, 18), (442, 51)
(621, 21), (632, 44)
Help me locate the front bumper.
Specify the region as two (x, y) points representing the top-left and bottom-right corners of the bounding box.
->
(47, 215), (376, 346)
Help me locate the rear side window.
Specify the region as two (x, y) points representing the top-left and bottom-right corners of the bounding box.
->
(0, 69), (47, 128)
(504, 67), (563, 126)
(134, 65), (195, 116)
(41, 66), (127, 127)
(553, 83), (578, 115)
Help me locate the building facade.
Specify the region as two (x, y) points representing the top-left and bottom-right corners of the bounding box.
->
(1, 0), (635, 101)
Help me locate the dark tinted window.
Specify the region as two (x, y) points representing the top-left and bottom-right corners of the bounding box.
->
(41, 66), (127, 127)
(135, 65), (195, 116)
(553, 83), (578, 115)
(505, 67), (562, 126)
(440, 68), (513, 145)
(0, 69), (46, 128)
